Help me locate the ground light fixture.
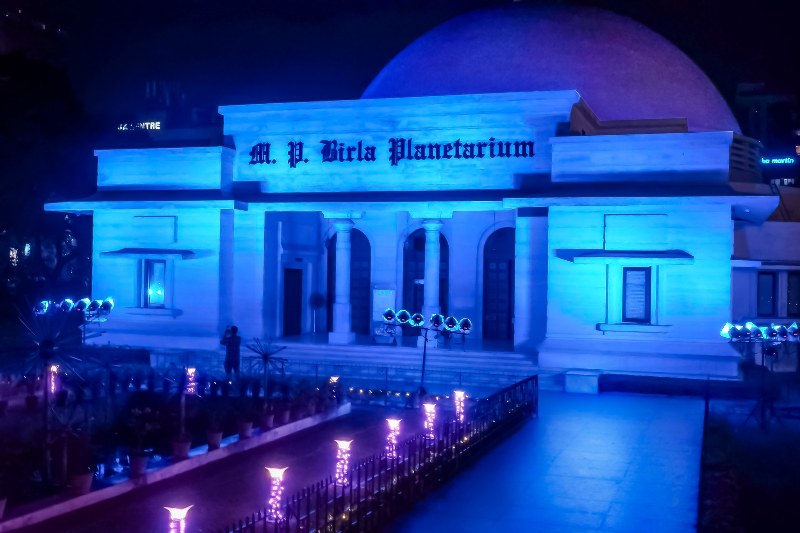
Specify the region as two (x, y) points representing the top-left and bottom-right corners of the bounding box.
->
(164, 505), (193, 533)
(454, 390), (466, 424)
(423, 403), (436, 440)
(265, 467), (288, 521)
(334, 440), (353, 486)
(386, 419), (401, 458)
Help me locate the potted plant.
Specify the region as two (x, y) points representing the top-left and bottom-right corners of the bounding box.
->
(235, 398), (256, 439)
(127, 400), (160, 477)
(202, 398), (226, 451)
(256, 398), (274, 431)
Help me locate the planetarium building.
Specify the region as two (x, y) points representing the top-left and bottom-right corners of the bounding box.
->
(48, 5), (787, 385)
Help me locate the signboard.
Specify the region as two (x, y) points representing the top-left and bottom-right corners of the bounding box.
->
(372, 289), (395, 322)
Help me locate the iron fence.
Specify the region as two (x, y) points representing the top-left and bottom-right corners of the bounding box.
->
(203, 374), (538, 533)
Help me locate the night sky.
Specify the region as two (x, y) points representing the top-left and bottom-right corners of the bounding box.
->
(7, 0), (799, 119)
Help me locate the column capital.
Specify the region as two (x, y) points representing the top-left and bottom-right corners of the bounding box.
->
(422, 219), (443, 232)
(332, 219), (354, 232)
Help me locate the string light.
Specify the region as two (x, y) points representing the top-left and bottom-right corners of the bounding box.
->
(335, 440), (352, 486)
(186, 367), (197, 395)
(164, 505), (193, 533)
(386, 419), (401, 459)
(454, 390), (465, 424)
(423, 403), (436, 440)
(49, 364), (58, 395)
(265, 467), (288, 521)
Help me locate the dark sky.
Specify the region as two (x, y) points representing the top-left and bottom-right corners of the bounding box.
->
(6, 0), (800, 118)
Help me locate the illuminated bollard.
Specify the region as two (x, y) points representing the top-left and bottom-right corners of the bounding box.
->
(185, 367), (197, 395)
(49, 364), (59, 395)
(265, 467), (288, 521)
(423, 403), (436, 440)
(335, 440), (352, 486)
(329, 375), (340, 404)
(386, 419), (401, 459)
(454, 390), (465, 424)
(164, 505), (193, 533)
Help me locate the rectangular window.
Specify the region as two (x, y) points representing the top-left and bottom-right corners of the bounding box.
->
(757, 272), (776, 317)
(622, 267), (651, 323)
(789, 272), (800, 318)
(144, 259), (166, 308)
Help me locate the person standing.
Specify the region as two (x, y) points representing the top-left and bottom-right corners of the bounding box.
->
(220, 325), (242, 380)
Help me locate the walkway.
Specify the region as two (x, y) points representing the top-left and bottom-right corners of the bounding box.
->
(388, 391), (704, 533)
(12, 406), (423, 533)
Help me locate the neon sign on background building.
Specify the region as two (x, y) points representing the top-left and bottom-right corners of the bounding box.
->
(117, 121), (162, 131)
(761, 156), (795, 165)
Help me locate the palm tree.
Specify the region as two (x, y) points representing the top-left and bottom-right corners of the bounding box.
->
(244, 338), (287, 407)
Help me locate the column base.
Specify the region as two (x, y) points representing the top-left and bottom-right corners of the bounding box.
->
(328, 331), (356, 345)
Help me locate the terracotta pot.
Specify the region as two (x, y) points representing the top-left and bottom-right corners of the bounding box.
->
(68, 471), (94, 496)
(260, 413), (274, 431)
(129, 454), (148, 478)
(238, 420), (253, 439)
(172, 438), (192, 460)
(207, 431), (223, 450)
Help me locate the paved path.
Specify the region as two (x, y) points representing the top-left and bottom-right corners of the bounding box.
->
(16, 406), (423, 533)
(388, 391), (704, 533)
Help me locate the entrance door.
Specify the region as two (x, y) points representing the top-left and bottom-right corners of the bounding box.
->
(283, 268), (303, 337)
(483, 228), (515, 340)
(326, 230), (371, 335)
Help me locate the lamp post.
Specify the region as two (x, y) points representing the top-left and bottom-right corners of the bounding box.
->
(380, 308), (472, 395)
(334, 439), (352, 486)
(164, 505), (193, 533)
(721, 321), (798, 429)
(265, 467), (288, 521)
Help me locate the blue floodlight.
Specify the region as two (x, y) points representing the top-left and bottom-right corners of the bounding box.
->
(74, 298), (91, 312)
(383, 308), (396, 322)
(720, 322), (734, 339)
(459, 318), (473, 332)
(444, 316), (458, 331)
(410, 313), (424, 327)
(33, 300), (50, 316)
(429, 314), (444, 328)
(59, 299), (75, 312)
(99, 297), (114, 313)
(770, 324), (788, 340)
(788, 323), (799, 341)
(87, 299), (101, 312)
(745, 322), (761, 339)
(396, 310), (411, 324)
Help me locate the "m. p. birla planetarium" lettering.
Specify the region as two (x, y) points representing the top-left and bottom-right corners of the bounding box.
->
(249, 137), (536, 168)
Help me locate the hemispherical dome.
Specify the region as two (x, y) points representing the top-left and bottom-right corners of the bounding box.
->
(363, 5), (739, 133)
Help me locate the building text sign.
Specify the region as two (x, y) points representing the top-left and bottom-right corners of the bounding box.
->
(249, 137), (536, 169)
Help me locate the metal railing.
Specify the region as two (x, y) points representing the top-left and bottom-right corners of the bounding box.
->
(204, 374), (538, 533)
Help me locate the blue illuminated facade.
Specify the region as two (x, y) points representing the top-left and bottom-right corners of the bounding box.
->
(44, 5), (794, 381)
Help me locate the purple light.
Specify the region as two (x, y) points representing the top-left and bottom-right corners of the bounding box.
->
(335, 440), (352, 486)
(48, 364), (58, 395)
(454, 390), (465, 424)
(423, 403), (436, 440)
(164, 505), (193, 533)
(186, 367), (197, 395)
(386, 418), (401, 459)
(265, 467), (287, 521)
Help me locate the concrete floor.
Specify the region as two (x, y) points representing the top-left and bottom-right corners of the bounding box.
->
(388, 391), (704, 533)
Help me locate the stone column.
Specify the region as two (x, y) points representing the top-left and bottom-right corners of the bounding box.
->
(422, 219), (443, 321)
(514, 209), (548, 351)
(329, 219), (356, 345)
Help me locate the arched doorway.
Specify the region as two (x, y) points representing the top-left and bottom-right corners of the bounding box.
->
(326, 229), (371, 336)
(403, 229), (449, 332)
(483, 227), (515, 341)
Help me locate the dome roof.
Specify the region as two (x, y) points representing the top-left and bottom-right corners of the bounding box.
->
(362, 5), (739, 133)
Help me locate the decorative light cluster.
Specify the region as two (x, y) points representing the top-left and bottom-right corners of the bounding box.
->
(386, 419), (401, 459)
(721, 322), (799, 341)
(383, 308), (472, 333)
(423, 403), (437, 440)
(48, 364), (59, 395)
(347, 387), (448, 401)
(329, 375), (340, 403)
(265, 467), (288, 521)
(186, 367), (197, 395)
(454, 390), (466, 424)
(9, 247), (18, 266)
(164, 505), (193, 533)
(334, 440), (352, 486)
(34, 297), (114, 317)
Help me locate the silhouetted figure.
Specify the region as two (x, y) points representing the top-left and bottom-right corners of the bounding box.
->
(220, 325), (241, 380)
